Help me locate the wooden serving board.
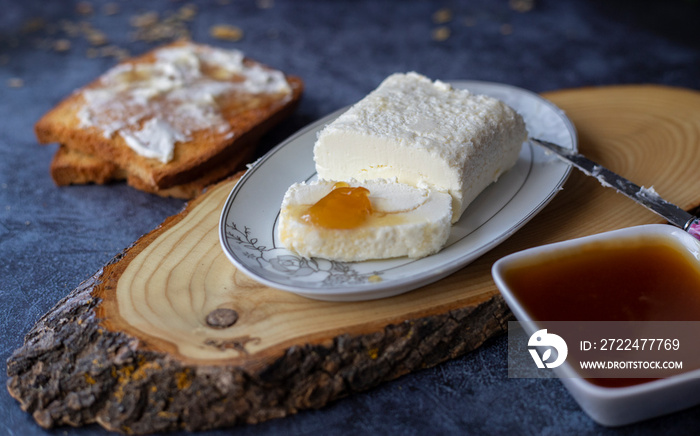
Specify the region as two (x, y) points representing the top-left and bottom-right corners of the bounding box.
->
(8, 85), (700, 434)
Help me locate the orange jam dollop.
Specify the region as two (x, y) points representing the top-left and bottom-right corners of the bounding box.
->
(301, 182), (372, 229)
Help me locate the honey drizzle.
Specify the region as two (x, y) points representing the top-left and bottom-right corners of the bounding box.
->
(301, 183), (373, 229)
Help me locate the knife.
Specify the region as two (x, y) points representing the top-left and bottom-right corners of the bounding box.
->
(530, 138), (700, 240)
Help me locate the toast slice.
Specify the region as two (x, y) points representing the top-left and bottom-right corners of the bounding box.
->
(51, 145), (124, 186)
(36, 40), (303, 191)
(51, 144), (253, 199)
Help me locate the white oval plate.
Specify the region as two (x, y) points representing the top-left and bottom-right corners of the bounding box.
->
(219, 81), (577, 301)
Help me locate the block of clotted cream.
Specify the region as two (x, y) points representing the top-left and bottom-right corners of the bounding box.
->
(278, 179), (452, 261)
(313, 72), (527, 223)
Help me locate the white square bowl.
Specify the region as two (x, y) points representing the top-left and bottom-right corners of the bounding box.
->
(491, 224), (700, 426)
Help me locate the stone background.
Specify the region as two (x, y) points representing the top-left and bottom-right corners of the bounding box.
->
(1, 0), (698, 434)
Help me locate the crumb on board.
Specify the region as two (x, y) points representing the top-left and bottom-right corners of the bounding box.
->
(432, 8), (453, 24)
(59, 20), (81, 38)
(130, 11), (159, 28)
(256, 0), (274, 9)
(53, 39), (71, 52)
(210, 24), (244, 41)
(129, 6), (195, 42)
(500, 23), (513, 35)
(177, 4), (198, 21)
(19, 3), (205, 61)
(432, 26), (451, 41)
(368, 274), (382, 283)
(76, 2), (94, 16)
(7, 78), (24, 88)
(85, 28), (109, 46)
(97, 45), (130, 61)
(21, 17), (46, 33)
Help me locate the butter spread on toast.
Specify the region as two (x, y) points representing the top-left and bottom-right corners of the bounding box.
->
(77, 42), (292, 163)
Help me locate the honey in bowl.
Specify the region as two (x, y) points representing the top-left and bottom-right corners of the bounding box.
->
(501, 237), (700, 323)
(495, 225), (700, 388)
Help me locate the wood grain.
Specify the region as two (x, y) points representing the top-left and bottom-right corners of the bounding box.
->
(100, 85), (700, 366)
(8, 85), (700, 433)
(97, 177), (510, 366)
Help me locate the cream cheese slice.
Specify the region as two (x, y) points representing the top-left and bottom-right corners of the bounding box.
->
(278, 179), (452, 262)
(313, 72), (527, 223)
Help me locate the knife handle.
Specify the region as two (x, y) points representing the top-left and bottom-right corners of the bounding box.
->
(686, 217), (700, 241)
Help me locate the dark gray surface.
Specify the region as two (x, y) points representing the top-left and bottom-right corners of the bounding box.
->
(1, 0), (699, 435)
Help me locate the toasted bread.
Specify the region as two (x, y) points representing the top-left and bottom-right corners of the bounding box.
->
(51, 144), (253, 199)
(36, 41), (303, 191)
(51, 145), (124, 186)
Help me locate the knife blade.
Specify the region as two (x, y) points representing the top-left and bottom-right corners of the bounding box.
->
(530, 138), (700, 240)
